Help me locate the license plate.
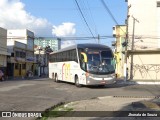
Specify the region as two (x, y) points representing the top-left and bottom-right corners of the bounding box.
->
(101, 81), (106, 84)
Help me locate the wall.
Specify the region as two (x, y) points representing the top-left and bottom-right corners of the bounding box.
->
(127, 0), (160, 81)
(7, 29), (35, 77)
(127, 52), (160, 80)
(0, 27), (7, 68)
(113, 25), (126, 77)
(8, 29), (34, 50)
(127, 0), (159, 50)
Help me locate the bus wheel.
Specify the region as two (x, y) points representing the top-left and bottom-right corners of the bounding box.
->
(75, 76), (81, 87)
(55, 74), (59, 83)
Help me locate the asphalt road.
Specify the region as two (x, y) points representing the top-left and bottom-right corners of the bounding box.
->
(0, 78), (160, 119)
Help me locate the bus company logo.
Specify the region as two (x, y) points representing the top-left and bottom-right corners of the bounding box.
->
(62, 63), (71, 80)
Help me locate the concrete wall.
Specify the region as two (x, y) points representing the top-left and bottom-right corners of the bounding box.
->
(113, 25), (126, 77)
(0, 27), (7, 67)
(127, 0), (159, 49)
(127, 0), (160, 81)
(7, 29), (35, 77)
(7, 29), (34, 51)
(127, 53), (160, 80)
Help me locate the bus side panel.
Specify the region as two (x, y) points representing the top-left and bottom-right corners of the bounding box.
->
(49, 63), (59, 79)
(49, 61), (87, 85)
(61, 61), (79, 83)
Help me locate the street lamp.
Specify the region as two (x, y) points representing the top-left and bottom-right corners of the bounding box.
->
(45, 46), (53, 76)
(38, 46), (42, 77)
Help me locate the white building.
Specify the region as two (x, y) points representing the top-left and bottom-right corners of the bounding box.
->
(34, 37), (61, 77)
(0, 27), (9, 75)
(7, 29), (35, 77)
(127, 0), (160, 49)
(126, 0), (160, 81)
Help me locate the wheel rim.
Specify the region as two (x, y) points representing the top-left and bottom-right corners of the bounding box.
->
(76, 79), (79, 85)
(55, 75), (59, 83)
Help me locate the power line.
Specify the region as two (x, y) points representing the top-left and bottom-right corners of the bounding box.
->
(81, 0), (98, 35)
(3, 34), (160, 40)
(100, 0), (119, 25)
(5, 35), (114, 40)
(74, 0), (96, 40)
(100, 0), (126, 34)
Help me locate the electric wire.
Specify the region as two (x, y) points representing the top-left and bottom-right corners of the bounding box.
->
(80, 0), (98, 35)
(100, 0), (119, 25)
(100, 0), (126, 34)
(74, 0), (96, 41)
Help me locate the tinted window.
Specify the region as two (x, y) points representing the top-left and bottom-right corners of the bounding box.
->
(49, 49), (78, 62)
(101, 51), (113, 58)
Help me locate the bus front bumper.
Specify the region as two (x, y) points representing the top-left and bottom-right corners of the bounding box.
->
(86, 75), (116, 85)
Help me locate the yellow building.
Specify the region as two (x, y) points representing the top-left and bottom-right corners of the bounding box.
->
(113, 25), (126, 78)
(7, 29), (34, 78)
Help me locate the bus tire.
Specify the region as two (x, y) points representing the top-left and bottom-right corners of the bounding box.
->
(75, 76), (82, 87)
(55, 74), (59, 83)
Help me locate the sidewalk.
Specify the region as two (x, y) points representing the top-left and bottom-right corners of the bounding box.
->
(46, 96), (160, 120)
(116, 78), (160, 85)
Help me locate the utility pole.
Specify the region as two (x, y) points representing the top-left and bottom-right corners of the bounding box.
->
(98, 34), (100, 44)
(124, 5), (131, 81)
(131, 16), (139, 50)
(38, 46), (42, 77)
(130, 16), (139, 79)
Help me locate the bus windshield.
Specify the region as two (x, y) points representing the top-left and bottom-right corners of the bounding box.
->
(86, 50), (115, 75)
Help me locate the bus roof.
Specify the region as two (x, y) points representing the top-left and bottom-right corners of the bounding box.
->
(50, 43), (111, 54)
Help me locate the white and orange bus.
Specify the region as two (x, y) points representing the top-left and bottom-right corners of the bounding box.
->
(49, 44), (116, 87)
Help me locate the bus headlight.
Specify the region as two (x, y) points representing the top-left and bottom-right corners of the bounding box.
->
(111, 74), (116, 78)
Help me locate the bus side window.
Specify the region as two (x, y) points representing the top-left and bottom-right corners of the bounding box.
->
(81, 55), (85, 70)
(66, 51), (69, 61)
(55, 54), (57, 62)
(73, 49), (78, 62)
(70, 49), (77, 62)
(63, 51), (66, 61)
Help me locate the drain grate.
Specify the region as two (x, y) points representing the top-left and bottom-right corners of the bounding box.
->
(113, 95), (160, 99)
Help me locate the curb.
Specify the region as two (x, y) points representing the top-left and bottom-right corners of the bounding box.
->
(98, 96), (160, 111)
(98, 95), (160, 99)
(116, 80), (160, 85)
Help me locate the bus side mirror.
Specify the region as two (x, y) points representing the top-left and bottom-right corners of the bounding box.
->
(81, 52), (88, 63)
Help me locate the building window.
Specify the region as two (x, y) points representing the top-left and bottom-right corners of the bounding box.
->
(15, 63), (19, 69)
(22, 64), (26, 69)
(15, 51), (20, 57)
(157, 1), (160, 7)
(11, 53), (14, 57)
